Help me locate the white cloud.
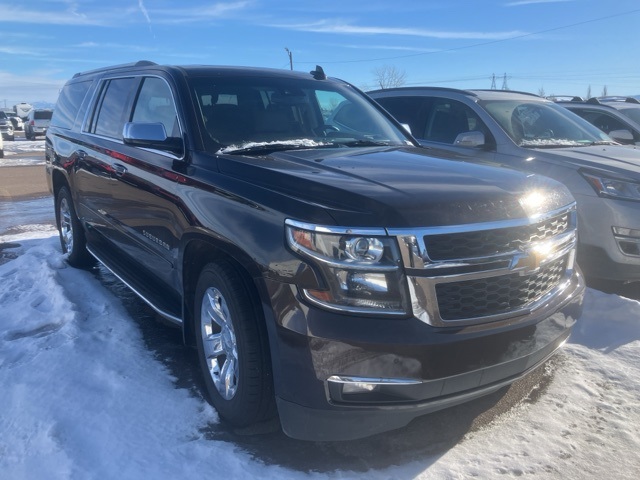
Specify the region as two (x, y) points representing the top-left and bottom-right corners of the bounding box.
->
(149, 1), (252, 24)
(269, 19), (528, 40)
(0, 5), (107, 26)
(0, 71), (65, 103)
(0, 1), (251, 27)
(320, 43), (439, 53)
(138, 0), (152, 24)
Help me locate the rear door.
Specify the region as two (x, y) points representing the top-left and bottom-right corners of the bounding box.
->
(82, 75), (186, 287)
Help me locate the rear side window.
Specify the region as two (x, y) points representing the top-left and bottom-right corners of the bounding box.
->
(51, 81), (92, 129)
(91, 77), (137, 139)
(375, 96), (430, 136)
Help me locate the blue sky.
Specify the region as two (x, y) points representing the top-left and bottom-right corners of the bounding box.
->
(1, 0), (639, 105)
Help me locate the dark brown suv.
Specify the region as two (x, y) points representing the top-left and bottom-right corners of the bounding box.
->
(46, 61), (584, 440)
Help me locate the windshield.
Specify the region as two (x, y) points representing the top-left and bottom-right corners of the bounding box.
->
(189, 75), (411, 153)
(480, 99), (611, 147)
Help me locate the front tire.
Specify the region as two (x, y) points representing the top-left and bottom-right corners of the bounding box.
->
(194, 261), (275, 427)
(56, 186), (94, 268)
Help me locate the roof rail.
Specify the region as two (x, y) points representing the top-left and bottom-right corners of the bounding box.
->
(73, 60), (158, 78)
(547, 95), (584, 102)
(597, 96), (640, 104)
(367, 86), (480, 97)
(586, 97), (602, 105)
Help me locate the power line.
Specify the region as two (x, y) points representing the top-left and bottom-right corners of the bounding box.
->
(295, 8), (640, 65)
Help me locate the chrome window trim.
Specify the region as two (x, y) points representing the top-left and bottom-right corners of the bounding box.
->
(81, 73), (185, 161)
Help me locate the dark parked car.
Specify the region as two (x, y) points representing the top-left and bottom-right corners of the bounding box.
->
(46, 62), (584, 440)
(555, 97), (640, 146)
(370, 87), (640, 283)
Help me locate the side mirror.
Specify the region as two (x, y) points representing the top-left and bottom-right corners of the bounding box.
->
(123, 122), (183, 154)
(453, 131), (485, 148)
(608, 129), (634, 144)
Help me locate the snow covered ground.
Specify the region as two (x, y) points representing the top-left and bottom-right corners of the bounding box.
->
(1, 214), (639, 478)
(1, 138), (46, 166)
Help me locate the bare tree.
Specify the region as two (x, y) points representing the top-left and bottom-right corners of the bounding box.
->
(602, 85), (608, 97)
(586, 85), (592, 99)
(372, 65), (406, 89)
(538, 87), (546, 97)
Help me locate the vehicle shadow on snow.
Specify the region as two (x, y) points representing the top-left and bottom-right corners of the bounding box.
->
(91, 264), (558, 473)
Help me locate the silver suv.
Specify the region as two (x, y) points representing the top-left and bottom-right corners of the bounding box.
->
(555, 97), (640, 146)
(24, 109), (53, 140)
(369, 87), (640, 282)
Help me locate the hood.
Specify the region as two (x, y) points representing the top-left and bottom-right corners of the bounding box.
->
(217, 146), (573, 228)
(531, 144), (640, 178)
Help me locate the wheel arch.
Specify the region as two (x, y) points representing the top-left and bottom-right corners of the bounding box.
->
(180, 233), (271, 348)
(51, 170), (71, 227)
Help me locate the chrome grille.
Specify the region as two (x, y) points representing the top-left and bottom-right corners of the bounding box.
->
(424, 213), (569, 261)
(435, 257), (567, 321)
(390, 204), (578, 327)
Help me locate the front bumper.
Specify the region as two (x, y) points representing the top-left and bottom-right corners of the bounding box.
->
(575, 193), (640, 281)
(264, 269), (584, 441)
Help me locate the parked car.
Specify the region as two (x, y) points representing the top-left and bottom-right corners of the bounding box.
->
(0, 131), (4, 158)
(24, 108), (53, 139)
(0, 110), (15, 141)
(6, 111), (24, 131)
(46, 62), (584, 440)
(554, 97), (640, 145)
(369, 87), (640, 282)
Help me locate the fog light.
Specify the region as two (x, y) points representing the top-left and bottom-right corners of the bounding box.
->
(343, 382), (378, 394)
(613, 226), (640, 239)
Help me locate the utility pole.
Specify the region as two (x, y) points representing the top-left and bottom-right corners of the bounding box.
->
(501, 73), (509, 91)
(284, 47), (293, 71)
(490, 74), (497, 90)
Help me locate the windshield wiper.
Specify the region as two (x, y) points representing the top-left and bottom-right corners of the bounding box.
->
(220, 142), (333, 155)
(339, 139), (396, 147)
(585, 141), (616, 146)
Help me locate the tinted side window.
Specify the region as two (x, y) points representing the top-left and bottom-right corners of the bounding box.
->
(131, 77), (179, 137)
(51, 81), (92, 129)
(93, 78), (137, 139)
(375, 96), (430, 137)
(571, 109), (631, 136)
(424, 99), (483, 144)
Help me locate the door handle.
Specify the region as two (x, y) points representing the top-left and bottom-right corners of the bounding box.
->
(113, 163), (128, 177)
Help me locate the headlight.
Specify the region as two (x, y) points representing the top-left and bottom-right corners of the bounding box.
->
(582, 172), (640, 202)
(285, 219), (409, 315)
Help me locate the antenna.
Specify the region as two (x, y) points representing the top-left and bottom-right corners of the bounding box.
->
(310, 65), (326, 80)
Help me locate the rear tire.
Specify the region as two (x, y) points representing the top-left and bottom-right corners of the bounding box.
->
(56, 186), (95, 268)
(194, 261), (276, 427)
